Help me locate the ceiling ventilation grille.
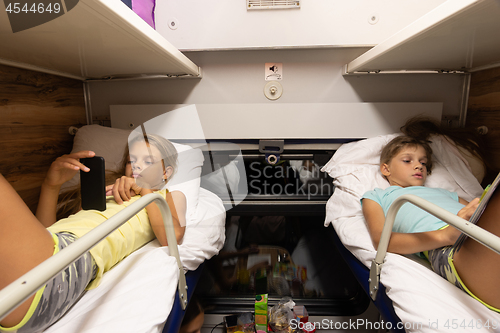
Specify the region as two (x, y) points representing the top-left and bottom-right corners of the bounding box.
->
(247, 0), (300, 10)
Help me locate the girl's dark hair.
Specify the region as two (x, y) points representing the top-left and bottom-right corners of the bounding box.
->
(180, 296), (204, 328)
(400, 116), (493, 183)
(401, 117), (486, 161)
(380, 135), (434, 174)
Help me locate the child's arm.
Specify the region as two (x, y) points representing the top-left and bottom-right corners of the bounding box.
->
(362, 198), (459, 254)
(107, 177), (186, 245)
(36, 150), (95, 227)
(458, 197), (480, 221)
(146, 190), (186, 246)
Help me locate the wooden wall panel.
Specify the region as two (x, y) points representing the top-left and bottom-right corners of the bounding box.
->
(0, 64), (86, 212)
(466, 67), (500, 183)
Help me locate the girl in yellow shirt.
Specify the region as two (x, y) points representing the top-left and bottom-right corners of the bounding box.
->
(0, 134), (186, 332)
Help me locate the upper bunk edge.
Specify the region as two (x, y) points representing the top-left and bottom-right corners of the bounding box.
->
(343, 0), (500, 74)
(0, 0), (201, 80)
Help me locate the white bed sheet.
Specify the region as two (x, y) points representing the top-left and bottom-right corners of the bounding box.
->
(45, 188), (225, 333)
(322, 134), (500, 332)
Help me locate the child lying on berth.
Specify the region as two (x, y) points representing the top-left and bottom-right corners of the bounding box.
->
(0, 134), (186, 332)
(361, 134), (500, 312)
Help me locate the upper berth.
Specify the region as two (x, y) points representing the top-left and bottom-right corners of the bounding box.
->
(344, 0), (500, 74)
(0, 0), (200, 80)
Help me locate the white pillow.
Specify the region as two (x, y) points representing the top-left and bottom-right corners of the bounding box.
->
(64, 125), (204, 225)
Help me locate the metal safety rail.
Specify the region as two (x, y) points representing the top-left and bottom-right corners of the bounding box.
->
(0, 193), (188, 322)
(369, 194), (500, 301)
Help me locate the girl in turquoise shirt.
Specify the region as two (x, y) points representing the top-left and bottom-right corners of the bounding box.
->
(361, 135), (500, 312)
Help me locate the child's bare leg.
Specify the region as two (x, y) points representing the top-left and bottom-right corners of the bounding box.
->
(453, 190), (500, 310)
(0, 174), (54, 327)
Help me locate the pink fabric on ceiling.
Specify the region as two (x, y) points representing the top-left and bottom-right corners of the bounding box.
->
(132, 0), (155, 29)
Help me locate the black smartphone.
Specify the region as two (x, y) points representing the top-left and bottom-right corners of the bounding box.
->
(80, 156), (106, 211)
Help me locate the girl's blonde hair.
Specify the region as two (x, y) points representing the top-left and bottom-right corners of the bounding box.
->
(127, 133), (178, 179)
(56, 134), (178, 220)
(380, 135), (434, 175)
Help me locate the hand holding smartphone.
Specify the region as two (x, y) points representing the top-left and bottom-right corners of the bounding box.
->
(80, 156), (106, 211)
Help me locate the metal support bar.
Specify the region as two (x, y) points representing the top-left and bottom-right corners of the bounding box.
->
(369, 194), (500, 301)
(459, 73), (471, 128)
(83, 81), (92, 126)
(342, 64), (467, 76)
(0, 193), (187, 321)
